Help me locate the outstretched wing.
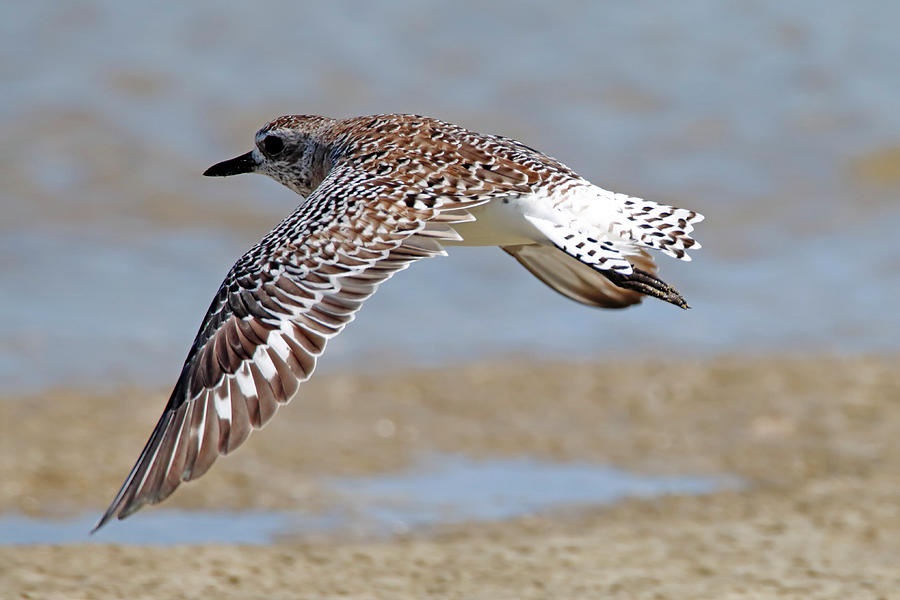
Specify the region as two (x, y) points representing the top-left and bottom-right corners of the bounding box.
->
(95, 165), (485, 530)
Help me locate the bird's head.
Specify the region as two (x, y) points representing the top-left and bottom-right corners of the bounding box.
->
(204, 115), (336, 197)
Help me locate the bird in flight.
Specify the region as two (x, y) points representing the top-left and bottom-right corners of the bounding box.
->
(95, 114), (703, 530)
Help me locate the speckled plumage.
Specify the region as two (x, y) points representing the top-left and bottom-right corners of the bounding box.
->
(96, 114), (704, 530)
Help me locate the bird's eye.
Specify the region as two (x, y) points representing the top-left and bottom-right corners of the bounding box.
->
(262, 135), (284, 156)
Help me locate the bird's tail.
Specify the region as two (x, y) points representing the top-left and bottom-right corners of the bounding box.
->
(508, 189), (703, 309)
(609, 192), (704, 261)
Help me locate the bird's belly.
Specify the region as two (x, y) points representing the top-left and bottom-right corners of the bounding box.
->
(445, 197), (542, 247)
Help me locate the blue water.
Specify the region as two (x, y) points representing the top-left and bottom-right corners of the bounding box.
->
(1, 1), (900, 392)
(0, 455), (739, 545)
(0, 511), (298, 546)
(325, 455), (740, 536)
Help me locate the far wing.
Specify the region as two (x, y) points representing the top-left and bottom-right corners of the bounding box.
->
(95, 165), (485, 530)
(503, 244), (648, 308)
(511, 214), (690, 309)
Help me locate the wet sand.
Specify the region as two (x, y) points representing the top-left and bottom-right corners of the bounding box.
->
(2, 356), (899, 597)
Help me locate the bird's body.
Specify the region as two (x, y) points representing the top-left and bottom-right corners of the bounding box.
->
(95, 114), (703, 530)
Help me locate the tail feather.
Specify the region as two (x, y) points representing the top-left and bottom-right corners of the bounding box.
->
(502, 185), (703, 309)
(610, 191), (704, 261)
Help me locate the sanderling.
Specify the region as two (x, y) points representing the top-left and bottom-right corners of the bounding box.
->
(95, 114), (703, 530)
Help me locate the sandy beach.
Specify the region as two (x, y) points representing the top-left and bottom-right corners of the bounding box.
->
(2, 356), (898, 598)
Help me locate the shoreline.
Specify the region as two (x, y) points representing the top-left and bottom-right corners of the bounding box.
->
(2, 355), (898, 597)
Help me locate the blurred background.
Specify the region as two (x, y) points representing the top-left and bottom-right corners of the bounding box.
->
(2, 0), (899, 393)
(4, 5), (900, 592)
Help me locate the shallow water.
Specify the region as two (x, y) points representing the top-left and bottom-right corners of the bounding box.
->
(2, 1), (900, 392)
(0, 455), (739, 545)
(323, 455), (740, 537)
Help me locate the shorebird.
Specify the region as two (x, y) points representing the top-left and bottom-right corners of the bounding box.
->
(95, 114), (703, 530)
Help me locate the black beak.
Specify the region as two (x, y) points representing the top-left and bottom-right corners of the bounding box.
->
(203, 151), (258, 177)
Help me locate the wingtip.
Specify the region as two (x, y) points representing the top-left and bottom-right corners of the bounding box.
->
(90, 510), (114, 535)
(669, 294), (690, 310)
(668, 290), (691, 310)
